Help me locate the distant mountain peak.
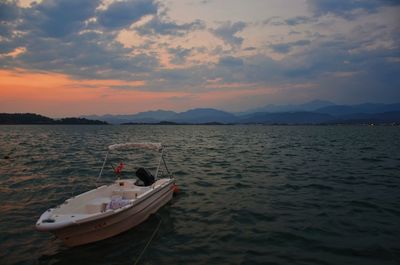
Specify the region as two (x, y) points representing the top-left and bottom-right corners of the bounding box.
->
(184, 108), (230, 113)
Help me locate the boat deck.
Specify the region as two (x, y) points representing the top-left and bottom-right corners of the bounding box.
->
(37, 178), (172, 229)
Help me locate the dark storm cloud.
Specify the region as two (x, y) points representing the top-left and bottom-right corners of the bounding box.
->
(97, 0), (158, 29)
(211, 21), (247, 47)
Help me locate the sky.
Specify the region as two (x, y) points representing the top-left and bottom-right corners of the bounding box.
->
(0, 0), (399, 117)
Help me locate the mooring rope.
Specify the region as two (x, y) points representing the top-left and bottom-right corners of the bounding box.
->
(133, 215), (162, 265)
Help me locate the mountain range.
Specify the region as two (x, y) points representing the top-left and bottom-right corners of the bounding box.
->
(82, 101), (400, 125)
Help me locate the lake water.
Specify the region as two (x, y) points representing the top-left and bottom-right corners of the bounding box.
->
(0, 125), (399, 265)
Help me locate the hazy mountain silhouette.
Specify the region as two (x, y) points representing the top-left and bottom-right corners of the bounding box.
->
(83, 110), (177, 124)
(239, 112), (333, 124)
(84, 108), (236, 124)
(78, 101), (400, 125)
(173, 108), (237, 123)
(333, 111), (400, 123)
(240, 99), (335, 114)
(316, 103), (400, 116)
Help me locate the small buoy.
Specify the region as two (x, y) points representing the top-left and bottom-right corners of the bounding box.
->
(172, 183), (179, 194)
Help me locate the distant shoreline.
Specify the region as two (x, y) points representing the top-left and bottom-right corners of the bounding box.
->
(2, 123), (398, 126)
(1, 113), (399, 126)
(121, 123), (399, 126)
(0, 113), (108, 125)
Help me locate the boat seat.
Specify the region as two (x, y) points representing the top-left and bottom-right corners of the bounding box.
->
(112, 190), (124, 197)
(86, 197), (111, 214)
(122, 189), (141, 199)
(112, 189), (141, 199)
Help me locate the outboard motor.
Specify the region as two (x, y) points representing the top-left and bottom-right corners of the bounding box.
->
(135, 167), (155, 186)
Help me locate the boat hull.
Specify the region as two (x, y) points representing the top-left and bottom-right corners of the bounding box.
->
(52, 183), (174, 247)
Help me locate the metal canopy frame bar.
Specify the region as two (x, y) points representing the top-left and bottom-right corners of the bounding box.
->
(96, 143), (171, 184)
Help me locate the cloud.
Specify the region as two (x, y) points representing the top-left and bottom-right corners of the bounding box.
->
(262, 16), (280, 26)
(0, 0), (399, 108)
(14, 31), (158, 79)
(218, 56), (244, 67)
(0, 1), (20, 22)
(0, 0), (205, 82)
(308, 0), (400, 19)
(0, 1), (21, 41)
(198, 0), (213, 4)
(24, 0), (102, 38)
(243, 47), (257, 51)
(278, 31), (400, 87)
(0, 0), (162, 80)
(269, 40), (311, 53)
(97, 0), (158, 29)
(284, 16), (317, 26)
(168, 46), (193, 64)
(207, 19), (400, 95)
(264, 16), (317, 26)
(210, 21), (247, 47)
(136, 16), (205, 36)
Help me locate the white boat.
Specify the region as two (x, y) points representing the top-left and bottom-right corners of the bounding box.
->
(36, 142), (176, 247)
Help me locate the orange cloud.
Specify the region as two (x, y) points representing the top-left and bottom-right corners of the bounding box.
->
(2, 47), (27, 58)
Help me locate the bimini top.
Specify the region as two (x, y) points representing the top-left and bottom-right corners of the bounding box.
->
(108, 142), (163, 152)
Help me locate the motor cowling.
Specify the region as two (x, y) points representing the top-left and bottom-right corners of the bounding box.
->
(135, 167), (155, 186)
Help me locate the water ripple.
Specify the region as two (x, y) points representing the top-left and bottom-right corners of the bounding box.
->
(0, 125), (399, 265)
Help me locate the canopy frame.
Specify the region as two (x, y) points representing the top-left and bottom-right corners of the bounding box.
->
(96, 142), (171, 184)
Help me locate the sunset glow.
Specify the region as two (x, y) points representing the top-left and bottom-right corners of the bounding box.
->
(0, 0), (399, 116)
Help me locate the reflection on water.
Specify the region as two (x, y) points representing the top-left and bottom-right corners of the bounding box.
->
(0, 125), (399, 265)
